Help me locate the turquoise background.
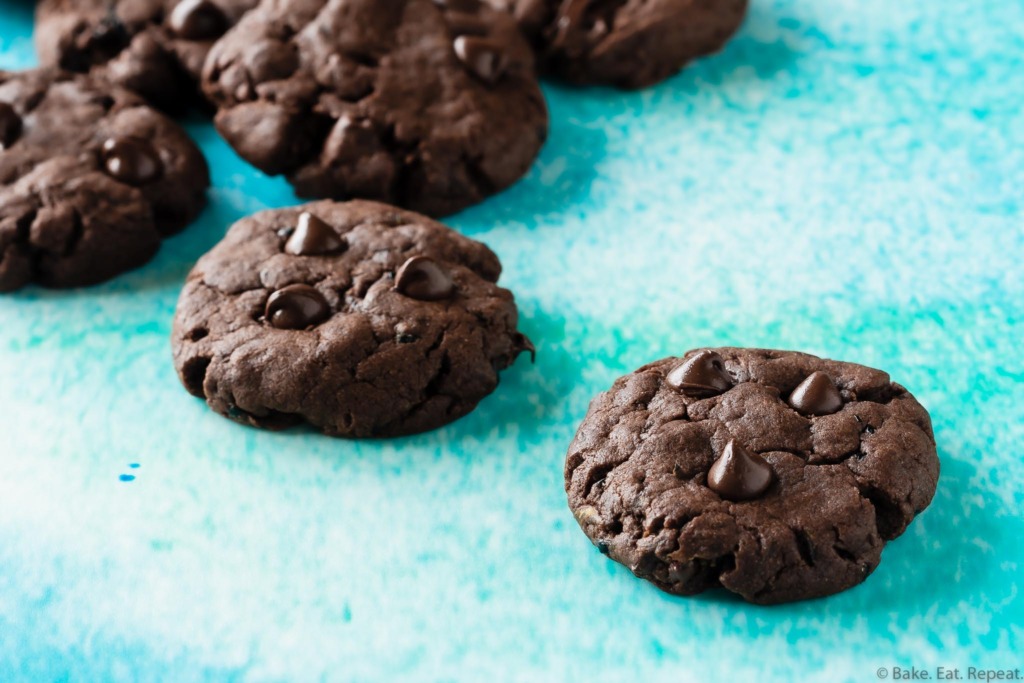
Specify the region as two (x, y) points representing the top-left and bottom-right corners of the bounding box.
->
(1, 1), (1022, 680)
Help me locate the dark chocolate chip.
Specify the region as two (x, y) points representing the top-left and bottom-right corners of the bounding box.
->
(101, 137), (163, 185)
(0, 102), (22, 149)
(168, 0), (229, 41)
(453, 36), (508, 84)
(397, 333), (418, 344)
(264, 284), (331, 329)
(285, 212), (345, 256)
(666, 350), (733, 397)
(87, 15), (130, 62)
(707, 440), (774, 502)
(788, 371), (844, 416)
(394, 256), (455, 301)
(327, 116), (381, 164)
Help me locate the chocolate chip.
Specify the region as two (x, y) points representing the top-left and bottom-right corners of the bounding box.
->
(168, 0), (229, 41)
(87, 16), (130, 62)
(666, 350), (733, 397)
(788, 371), (844, 416)
(0, 102), (22, 149)
(397, 333), (418, 344)
(285, 212), (345, 256)
(707, 440), (774, 502)
(453, 36), (508, 84)
(264, 284), (330, 329)
(326, 116), (380, 164)
(101, 137), (163, 185)
(394, 256), (455, 301)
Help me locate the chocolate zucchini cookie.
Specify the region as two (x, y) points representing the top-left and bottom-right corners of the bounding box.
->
(565, 348), (939, 604)
(202, 0), (548, 217)
(35, 0), (258, 111)
(172, 200), (534, 437)
(0, 68), (208, 291)
(486, 0), (748, 88)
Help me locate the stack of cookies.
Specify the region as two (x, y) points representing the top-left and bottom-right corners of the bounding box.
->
(0, 0), (939, 605)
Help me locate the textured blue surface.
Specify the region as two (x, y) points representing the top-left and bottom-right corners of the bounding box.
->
(1, 1), (1022, 681)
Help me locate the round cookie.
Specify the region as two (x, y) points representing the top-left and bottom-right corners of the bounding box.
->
(35, 0), (259, 111)
(565, 348), (939, 604)
(201, 0), (548, 217)
(486, 0), (748, 89)
(0, 68), (209, 291)
(172, 200), (534, 437)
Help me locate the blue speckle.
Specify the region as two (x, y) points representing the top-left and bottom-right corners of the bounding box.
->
(129, 463), (140, 469)
(119, 474), (136, 482)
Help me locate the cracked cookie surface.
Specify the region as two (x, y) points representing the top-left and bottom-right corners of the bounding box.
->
(565, 347), (939, 604)
(172, 199), (533, 438)
(201, 0), (548, 217)
(0, 68), (209, 291)
(36, 0), (258, 111)
(486, 0), (748, 88)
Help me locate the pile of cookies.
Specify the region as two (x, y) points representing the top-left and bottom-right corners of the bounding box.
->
(0, 0), (938, 605)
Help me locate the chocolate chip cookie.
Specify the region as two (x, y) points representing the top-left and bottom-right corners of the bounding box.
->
(0, 68), (209, 291)
(486, 0), (748, 88)
(172, 200), (533, 437)
(35, 0), (258, 111)
(565, 348), (939, 604)
(201, 0), (548, 217)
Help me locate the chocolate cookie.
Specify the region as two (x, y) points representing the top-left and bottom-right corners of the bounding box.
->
(172, 200), (533, 437)
(486, 0), (748, 88)
(201, 0), (548, 217)
(35, 0), (258, 111)
(565, 348), (939, 604)
(0, 68), (209, 291)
